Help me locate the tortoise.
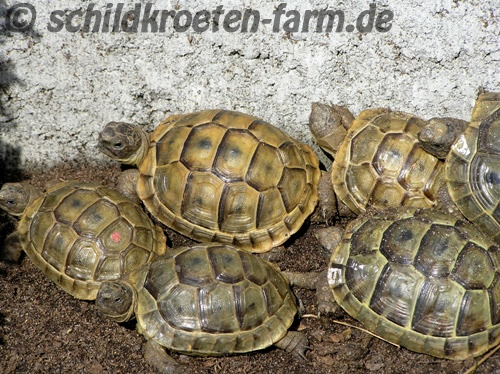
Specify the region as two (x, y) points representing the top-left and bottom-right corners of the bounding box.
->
(418, 92), (500, 244)
(320, 207), (499, 360)
(308, 103), (467, 221)
(98, 109), (320, 253)
(0, 181), (166, 300)
(95, 243), (308, 373)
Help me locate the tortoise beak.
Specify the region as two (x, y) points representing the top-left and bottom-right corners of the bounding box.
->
(97, 133), (106, 149)
(97, 131), (113, 155)
(0, 190), (10, 207)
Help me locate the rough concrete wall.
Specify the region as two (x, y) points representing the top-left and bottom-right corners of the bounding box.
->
(0, 0), (498, 171)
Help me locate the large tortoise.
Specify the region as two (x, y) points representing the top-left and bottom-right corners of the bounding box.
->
(96, 243), (308, 373)
(419, 92), (500, 244)
(98, 109), (320, 253)
(0, 181), (166, 300)
(308, 104), (467, 220)
(324, 207), (499, 359)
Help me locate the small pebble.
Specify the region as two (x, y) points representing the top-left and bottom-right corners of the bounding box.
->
(365, 362), (384, 371)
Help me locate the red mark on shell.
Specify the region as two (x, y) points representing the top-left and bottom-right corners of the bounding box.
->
(111, 231), (121, 243)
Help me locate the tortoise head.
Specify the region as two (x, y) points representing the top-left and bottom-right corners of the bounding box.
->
(98, 122), (149, 166)
(418, 117), (468, 159)
(0, 183), (39, 217)
(95, 280), (137, 323)
(309, 103), (354, 157)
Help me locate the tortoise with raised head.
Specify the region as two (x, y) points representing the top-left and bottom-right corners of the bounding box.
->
(96, 243), (308, 373)
(0, 181), (166, 300)
(324, 207), (499, 359)
(98, 110), (320, 253)
(308, 104), (467, 220)
(419, 92), (500, 244)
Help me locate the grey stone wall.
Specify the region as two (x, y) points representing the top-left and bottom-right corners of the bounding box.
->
(0, 0), (498, 171)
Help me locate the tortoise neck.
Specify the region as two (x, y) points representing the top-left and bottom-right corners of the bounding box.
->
(24, 185), (42, 215)
(125, 269), (145, 321)
(125, 283), (138, 323)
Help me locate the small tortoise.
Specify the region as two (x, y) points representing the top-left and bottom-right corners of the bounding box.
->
(308, 104), (467, 220)
(0, 181), (166, 300)
(96, 243), (308, 373)
(324, 207), (499, 359)
(98, 110), (320, 253)
(419, 92), (500, 244)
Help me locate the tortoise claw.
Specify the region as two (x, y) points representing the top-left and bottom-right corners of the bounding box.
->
(274, 331), (310, 360)
(295, 342), (312, 361)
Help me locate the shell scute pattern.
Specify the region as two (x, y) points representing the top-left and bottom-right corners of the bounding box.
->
(18, 182), (165, 300)
(446, 92), (500, 244)
(215, 130), (259, 182)
(329, 208), (499, 359)
(332, 111), (444, 214)
(136, 244), (297, 355)
(138, 110), (320, 253)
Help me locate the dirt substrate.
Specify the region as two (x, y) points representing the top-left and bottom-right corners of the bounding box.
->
(0, 164), (498, 374)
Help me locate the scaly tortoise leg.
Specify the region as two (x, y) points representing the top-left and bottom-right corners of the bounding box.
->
(283, 226), (344, 315)
(116, 169), (140, 205)
(258, 245), (286, 262)
(1, 231), (23, 263)
(274, 331), (310, 360)
(284, 270), (339, 316)
(144, 339), (188, 374)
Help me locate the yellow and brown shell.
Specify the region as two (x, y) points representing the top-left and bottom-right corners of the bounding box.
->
(137, 110), (320, 253)
(133, 243), (297, 355)
(446, 92), (500, 244)
(329, 208), (499, 359)
(18, 181), (166, 300)
(331, 109), (444, 214)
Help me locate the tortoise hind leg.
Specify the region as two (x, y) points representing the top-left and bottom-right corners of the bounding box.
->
(1, 232), (23, 263)
(274, 331), (310, 360)
(143, 339), (187, 374)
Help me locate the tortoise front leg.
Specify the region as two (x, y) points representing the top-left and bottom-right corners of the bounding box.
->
(1, 231), (23, 263)
(284, 270), (340, 316)
(283, 271), (321, 289)
(274, 331), (310, 360)
(310, 171), (355, 224)
(116, 169), (140, 205)
(283, 226), (344, 315)
(143, 339), (187, 374)
(258, 245), (286, 262)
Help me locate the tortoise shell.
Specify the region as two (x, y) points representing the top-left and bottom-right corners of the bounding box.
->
(331, 109), (444, 215)
(131, 243), (297, 355)
(328, 208), (499, 359)
(137, 110), (320, 253)
(17, 181), (166, 300)
(446, 92), (500, 244)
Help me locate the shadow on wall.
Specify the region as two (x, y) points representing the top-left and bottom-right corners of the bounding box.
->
(0, 0), (40, 256)
(0, 0), (42, 185)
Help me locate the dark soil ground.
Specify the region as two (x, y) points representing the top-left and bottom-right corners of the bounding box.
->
(0, 164), (498, 374)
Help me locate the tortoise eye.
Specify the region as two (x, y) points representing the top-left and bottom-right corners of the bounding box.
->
(113, 142), (123, 149)
(115, 297), (122, 304)
(6, 200), (15, 206)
